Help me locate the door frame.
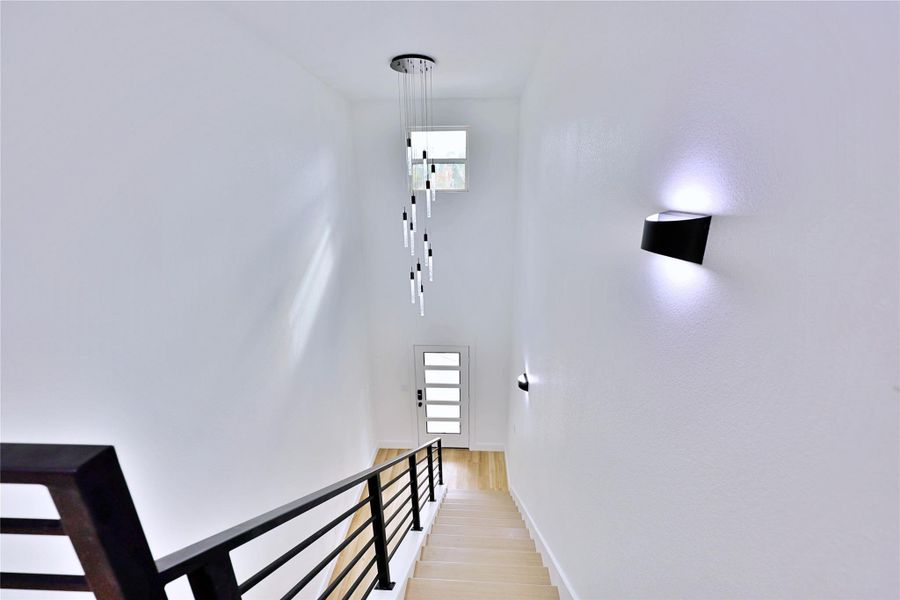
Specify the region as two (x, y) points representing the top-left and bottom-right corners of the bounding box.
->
(413, 344), (471, 449)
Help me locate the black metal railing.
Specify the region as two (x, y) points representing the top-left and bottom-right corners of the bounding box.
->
(0, 438), (444, 600)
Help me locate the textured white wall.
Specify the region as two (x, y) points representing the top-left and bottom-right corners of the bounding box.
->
(353, 99), (518, 450)
(0, 3), (374, 598)
(507, 2), (899, 598)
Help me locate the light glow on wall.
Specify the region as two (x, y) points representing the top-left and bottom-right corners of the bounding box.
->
(661, 157), (729, 215)
(289, 227), (335, 364)
(646, 252), (712, 312)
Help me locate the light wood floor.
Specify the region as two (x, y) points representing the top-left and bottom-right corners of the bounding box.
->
(324, 448), (508, 600)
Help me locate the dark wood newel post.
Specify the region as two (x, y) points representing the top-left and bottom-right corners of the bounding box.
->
(366, 475), (395, 590)
(186, 553), (240, 600)
(1, 444), (166, 600)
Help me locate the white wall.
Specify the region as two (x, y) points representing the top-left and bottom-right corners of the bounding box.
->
(507, 2), (899, 599)
(353, 99), (518, 450)
(1, 3), (374, 598)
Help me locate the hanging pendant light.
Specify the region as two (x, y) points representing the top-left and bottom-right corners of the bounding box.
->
(392, 53), (437, 316)
(419, 284), (425, 317)
(402, 208), (409, 248)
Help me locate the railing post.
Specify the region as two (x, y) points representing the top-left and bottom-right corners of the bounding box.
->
(426, 444), (436, 502)
(437, 439), (444, 485)
(186, 553), (240, 600)
(407, 455), (423, 532)
(1, 444), (166, 600)
(366, 475), (395, 590)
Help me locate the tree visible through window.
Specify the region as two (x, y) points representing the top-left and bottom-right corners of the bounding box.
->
(410, 129), (467, 191)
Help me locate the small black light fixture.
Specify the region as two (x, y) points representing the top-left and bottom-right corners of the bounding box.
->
(641, 211), (712, 264)
(517, 373), (529, 392)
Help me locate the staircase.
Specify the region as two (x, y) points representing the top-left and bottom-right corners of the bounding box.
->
(405, 489), (559, 599)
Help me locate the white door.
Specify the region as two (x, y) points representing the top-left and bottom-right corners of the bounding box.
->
(414, 345), (470, 448)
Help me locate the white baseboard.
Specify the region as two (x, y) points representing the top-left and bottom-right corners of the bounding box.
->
(506, 457), (578, 600)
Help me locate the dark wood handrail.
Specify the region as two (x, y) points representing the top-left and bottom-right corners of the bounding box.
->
(154, 437), (441, 583)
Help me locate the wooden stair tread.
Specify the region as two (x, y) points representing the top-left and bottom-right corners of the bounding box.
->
(428, 533), (535, 551)
(436, 515), (526, 528)
(431, 524), (531, 538)
(420, 545), (543, 566)
(441, 504), (519, 513)
(439, 509), (521, 519)
(415, 560), (550, 584)
(405, 578), (558, 599)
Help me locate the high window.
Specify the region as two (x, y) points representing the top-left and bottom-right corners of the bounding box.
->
(410, 128), (467, 191)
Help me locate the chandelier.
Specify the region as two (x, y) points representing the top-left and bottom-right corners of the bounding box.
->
(391, 54), (436, 317)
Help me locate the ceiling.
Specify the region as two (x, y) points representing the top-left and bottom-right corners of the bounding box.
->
(224, 1), (560, 100)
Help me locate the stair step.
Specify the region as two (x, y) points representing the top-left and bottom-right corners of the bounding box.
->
(428, 533), (535, 551)
(414, 561), (551, 585)
(444, 493), (515, 502)
(441, 504), (519, 514)
(437, 510), (524, 521)
(436, 516), (526, 529)
(431, 524), (531, 538)
(445, 490), (511, 498)
(405, 578), (559, 599)
(420, 546), (543, 566)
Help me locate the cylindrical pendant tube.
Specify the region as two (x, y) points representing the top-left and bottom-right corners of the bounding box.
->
(402, 209), (409, 248)
(423, 231), (429, 257)
(416, 260), (422, 289)
(406, 138), (412, 176)
(409, 271), (416, 304)
(419, 284), (425, 317)
(428, 248), (434, 282)
(410, 195), (417, 233)
(425, 181), (432, 218)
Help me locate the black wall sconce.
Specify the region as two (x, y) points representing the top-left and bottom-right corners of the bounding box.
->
(641, 211), (712, 264)
(517, 373), (529, 392)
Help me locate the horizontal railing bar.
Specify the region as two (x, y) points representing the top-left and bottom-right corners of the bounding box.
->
(420, 400), (461, 405)
(418, 489), (429, 506)
(340, 556), (376, 600)
(384, 497), (411, 531)
(156, 438), (440, 583)
(386, 509), (412, 546)
(416, 456), (428, 466)
(0, 518), (65, 536)
(379, 468), (410, 491)
(383, 482), (411, 511)
(279, 517), (373, 600)
(239, 495), (370, 594)
(316, 536), (375, 600)
(0, 572), (89, 591)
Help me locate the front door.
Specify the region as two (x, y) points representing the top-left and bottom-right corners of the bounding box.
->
(414, 345), (470, 448)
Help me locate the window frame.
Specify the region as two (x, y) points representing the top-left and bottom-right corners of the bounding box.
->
(408, 125), (469, 193)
